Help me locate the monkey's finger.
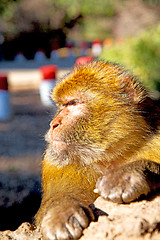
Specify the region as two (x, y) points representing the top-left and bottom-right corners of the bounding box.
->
(64, 207), (93, 239)
(65, 216), (83, 239)
(106, 188), (123, 203)
(55, 226), (73, 240)
(75, 207), (93, 228)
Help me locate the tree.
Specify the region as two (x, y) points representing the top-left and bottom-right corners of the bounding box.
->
(0, 0), (117, 37)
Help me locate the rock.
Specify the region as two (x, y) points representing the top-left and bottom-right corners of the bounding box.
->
(81, 195), (160, 240)
(0, 222), (42, 240)
(0, 194), (160, 240)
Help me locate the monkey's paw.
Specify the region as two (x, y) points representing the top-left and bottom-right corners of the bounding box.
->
(95, 167), (150, 203)
(41, 202), (94, 240)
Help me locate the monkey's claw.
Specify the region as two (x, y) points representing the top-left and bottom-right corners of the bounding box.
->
(41, 203), (94, 240)
(96, 168), (150, 203)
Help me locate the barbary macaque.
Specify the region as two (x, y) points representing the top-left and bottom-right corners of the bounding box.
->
(35, 61), (160, 240)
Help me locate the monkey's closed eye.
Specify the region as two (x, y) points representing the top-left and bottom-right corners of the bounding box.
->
(65, 99), (79, 106)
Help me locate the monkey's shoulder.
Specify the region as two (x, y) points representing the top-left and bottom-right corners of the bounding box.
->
(135, 129), (160, 164)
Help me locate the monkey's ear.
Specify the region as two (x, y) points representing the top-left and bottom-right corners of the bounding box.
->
(118, 73), (147, 104)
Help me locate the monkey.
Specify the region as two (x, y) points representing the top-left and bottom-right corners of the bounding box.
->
(35, 60), (160, 240)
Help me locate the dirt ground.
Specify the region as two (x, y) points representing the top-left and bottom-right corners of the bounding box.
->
(0, 90), (54, 172)
(0, 90), (56, 230)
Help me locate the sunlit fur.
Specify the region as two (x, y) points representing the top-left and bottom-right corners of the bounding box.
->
(36, 60), (160, 230)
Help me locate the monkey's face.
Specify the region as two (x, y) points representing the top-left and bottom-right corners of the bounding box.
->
(45, 89), (109, 166)
(46, 95), (88, 150)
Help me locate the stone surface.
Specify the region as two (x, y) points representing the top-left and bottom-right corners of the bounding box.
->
(81, 195), (160, 240)
(0, 194), (160, 240)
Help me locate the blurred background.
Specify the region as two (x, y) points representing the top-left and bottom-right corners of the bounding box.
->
(0, 0), (160, 232)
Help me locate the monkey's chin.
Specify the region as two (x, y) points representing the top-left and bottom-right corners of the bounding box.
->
(51, 140), (68, 152)
(45, 140), (73, 166)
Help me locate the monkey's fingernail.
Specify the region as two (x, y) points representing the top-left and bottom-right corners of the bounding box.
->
(94, 188), (99, 193)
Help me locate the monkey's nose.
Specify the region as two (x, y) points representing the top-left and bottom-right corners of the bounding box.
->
(50, 118), (62, 130)
(52, 123), (59, 129)
(50, 122), (59, 130)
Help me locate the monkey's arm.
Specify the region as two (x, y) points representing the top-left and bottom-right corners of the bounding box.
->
(35, 160), (99, 240)
(96, 160), (160, 203)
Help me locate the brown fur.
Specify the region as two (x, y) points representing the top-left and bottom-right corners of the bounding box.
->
(35, 61), (160, 240)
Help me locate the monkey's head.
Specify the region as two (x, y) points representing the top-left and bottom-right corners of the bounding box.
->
(45, 61), (150, 167)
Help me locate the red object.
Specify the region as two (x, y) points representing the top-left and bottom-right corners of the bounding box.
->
(40, 65), (58, 80)
(0, 74), (8, 90)
(92, 40), (101, 46)
(75, 56), (95, 65)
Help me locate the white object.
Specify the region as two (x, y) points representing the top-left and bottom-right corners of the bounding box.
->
(92, 43), (102, 57)
(39, 80), (56, 107)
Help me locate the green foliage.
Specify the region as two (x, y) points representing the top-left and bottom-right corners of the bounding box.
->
(1, 0), (118, 38)
(101, 24), (160, 91)
(142, 0), (160, 5)
(47, 0), (117, 17)
(0, 0), (18, 14)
